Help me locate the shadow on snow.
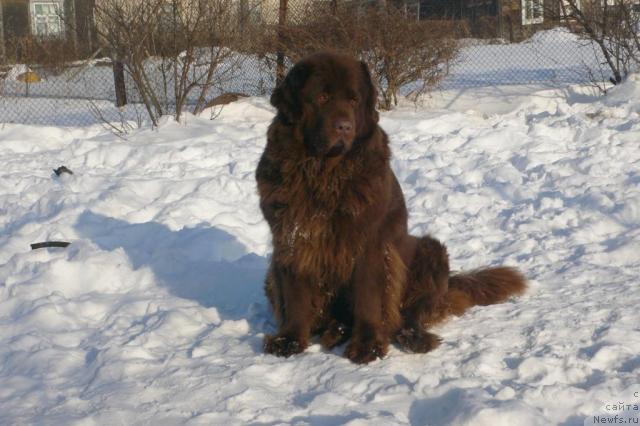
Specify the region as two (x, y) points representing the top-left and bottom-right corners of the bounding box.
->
(75, 210), (268, 321)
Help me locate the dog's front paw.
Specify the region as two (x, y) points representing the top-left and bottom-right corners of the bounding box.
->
(345, 337), (387, 364)
(264, 334), (307, 357)
(396, 328), (441, 353)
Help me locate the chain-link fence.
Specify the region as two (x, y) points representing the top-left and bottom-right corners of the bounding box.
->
(0, 0), (615, 127)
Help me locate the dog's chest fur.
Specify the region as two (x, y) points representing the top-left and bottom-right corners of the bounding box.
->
(272, 153), (374, 282)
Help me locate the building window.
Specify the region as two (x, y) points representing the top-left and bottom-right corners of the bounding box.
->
(32, 1), (64, 37)
(522, 0), (544, 24)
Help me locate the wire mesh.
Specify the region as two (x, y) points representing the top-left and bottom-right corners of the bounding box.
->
(0, 0), (614, 127)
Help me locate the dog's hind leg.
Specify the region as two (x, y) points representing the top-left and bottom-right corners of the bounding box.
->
(396, 236), (450, 353)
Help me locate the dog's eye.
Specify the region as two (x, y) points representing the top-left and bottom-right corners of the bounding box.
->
(349, 98), (359, 107)
(317, 93), (329, 104)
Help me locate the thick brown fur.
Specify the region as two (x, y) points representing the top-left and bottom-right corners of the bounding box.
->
(256, 52), (527, 364)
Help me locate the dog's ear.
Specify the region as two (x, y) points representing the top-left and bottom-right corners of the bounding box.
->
(270, 62), (312, 124)
(359, 61), (379, 127)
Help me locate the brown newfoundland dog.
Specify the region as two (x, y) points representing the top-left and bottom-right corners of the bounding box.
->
(256, 52), (527, 364)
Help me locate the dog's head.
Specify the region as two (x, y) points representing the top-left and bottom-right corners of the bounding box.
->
(270, 52), (379, 158)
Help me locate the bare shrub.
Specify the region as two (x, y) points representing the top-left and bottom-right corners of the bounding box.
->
(94, 0), (255, 125)
(560, 0), (640, 87)
(4, 35), (79, 76)
(271, 2), (462, 110)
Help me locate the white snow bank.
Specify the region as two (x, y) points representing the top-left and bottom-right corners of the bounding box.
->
(0, 77), (639, 425)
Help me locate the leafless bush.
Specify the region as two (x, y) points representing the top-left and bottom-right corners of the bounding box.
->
(88, 100), (147, 139)
(94, 0), (255, 125)
(270, 2), (462, 110)
(4, 35), (79, 76)
(560, 0), (640, 87)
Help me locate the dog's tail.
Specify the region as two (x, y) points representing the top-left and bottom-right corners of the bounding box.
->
(405, 236), (527, 328)
(446, 266), (527, 316)
(397, 237), (527, 352)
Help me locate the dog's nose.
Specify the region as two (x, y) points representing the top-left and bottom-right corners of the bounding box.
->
(335, 120), (353, 134)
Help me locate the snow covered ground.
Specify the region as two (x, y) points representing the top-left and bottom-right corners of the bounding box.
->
(1, 72), (639, 425)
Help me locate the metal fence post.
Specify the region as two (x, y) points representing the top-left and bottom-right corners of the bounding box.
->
(113, 60), (127, 107)
(276, 0), (288, 86)
(497, 0), (505, 40)
(330, 0), (337, 15)
(0, 4), (5, 63)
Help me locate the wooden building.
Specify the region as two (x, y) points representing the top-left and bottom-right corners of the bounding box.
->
(0, 0), (97, 61)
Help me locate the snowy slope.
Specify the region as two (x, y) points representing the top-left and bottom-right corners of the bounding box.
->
(1, 76), (639, 425)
